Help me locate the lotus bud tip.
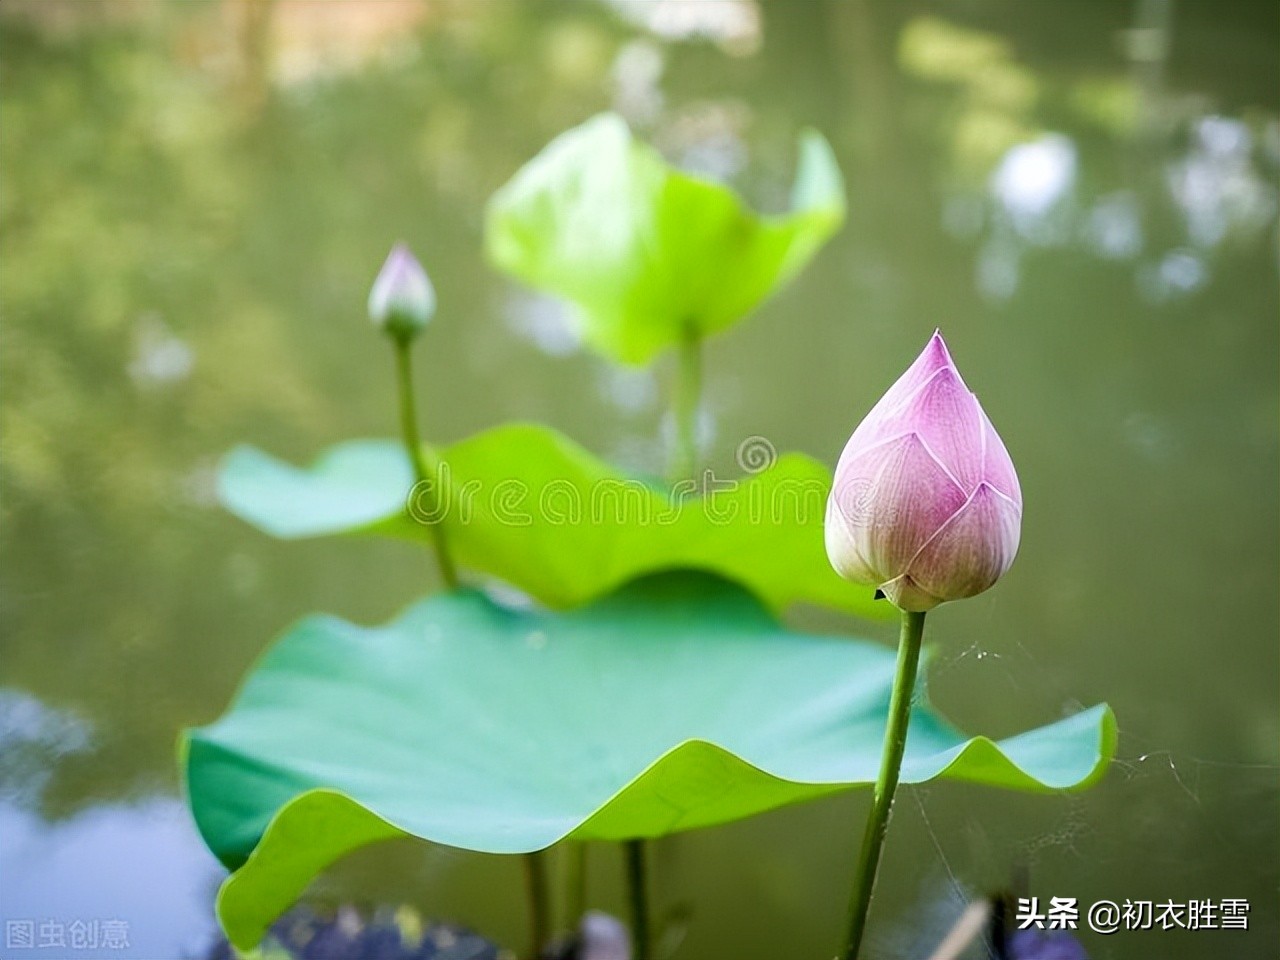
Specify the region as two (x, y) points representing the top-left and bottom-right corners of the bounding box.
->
(369, 243), (436, 341)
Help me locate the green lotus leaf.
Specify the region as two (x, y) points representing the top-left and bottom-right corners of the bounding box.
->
(485, 113), (845, 364)
(184, 572), (1116, 949)
(218, 422), (889, 620)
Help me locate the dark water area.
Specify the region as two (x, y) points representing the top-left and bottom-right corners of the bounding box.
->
(2, 1), (1277, 957)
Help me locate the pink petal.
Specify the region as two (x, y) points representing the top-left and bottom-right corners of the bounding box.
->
(829, 433), (968, 583)
(879, 574), (944, 612)
(905, 482), (1021, 603)
(878, 330), (959, 409)
(979, 406), (1022, 507)
(824, 496), (879, 586)
(840, 331), (964, 454)
(879, 367), (986, 491)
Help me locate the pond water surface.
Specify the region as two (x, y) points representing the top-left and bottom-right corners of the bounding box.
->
(2, 2), (1277, 958)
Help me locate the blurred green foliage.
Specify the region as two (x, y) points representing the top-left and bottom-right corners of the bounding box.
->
(218, 423), (887, 617)
(487, 114), (844, 363)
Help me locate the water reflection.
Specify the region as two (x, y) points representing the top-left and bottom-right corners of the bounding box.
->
(608, 0), (761, 56)
(127, 315), (196, 389)
(1, 0), (1276, 957)
(990, 134), (1077, 240)
(611, 39), (665, 125)
(0, 690), (92, 809)
(1082, 192), (1143, 260)
(1169, 115), (1277, 247)
(505, 290), (583, 358)
(0, 797), (219, 959)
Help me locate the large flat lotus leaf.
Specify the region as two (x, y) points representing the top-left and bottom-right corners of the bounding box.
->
(218, 422), (889, 620)
(486, 113), (845, 364)
(184, 573), (1116, 949)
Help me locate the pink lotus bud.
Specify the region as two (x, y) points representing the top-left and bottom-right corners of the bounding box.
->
(825, 331), (1022, 612)
(369, 243), (435, 340)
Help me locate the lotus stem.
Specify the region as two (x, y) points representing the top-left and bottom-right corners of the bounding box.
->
(658, 327), (701, 956)
(625, 838), (651, 960)
(842, 609), (927, 960)
(564, 842), (587, 931)
(393, 337), (459, 590)
(523, 850), (551, 959)
(669, 327), (702, 483)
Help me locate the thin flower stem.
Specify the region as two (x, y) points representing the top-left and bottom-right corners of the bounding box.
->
(523, 850), (551, 959)
(393, 337), (459, 590)
(564, 842), (587, 932)
(648, 330), (699, 960)
(625, 838), (651, 960)
(669, 328), (702, 484)
(842, 608), (928, 960)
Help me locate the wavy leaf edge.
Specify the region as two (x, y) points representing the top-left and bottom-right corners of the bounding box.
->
(207, 704), (1114, 949)
(216, 421), (891, 620)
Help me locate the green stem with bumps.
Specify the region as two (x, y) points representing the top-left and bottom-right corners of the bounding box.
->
(523, 850), (551, 958)
(669, 329), (703, 484)
(842, 608), (927, 960)
(393, 337), (458, 590)
(625, 838), (651, 960)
